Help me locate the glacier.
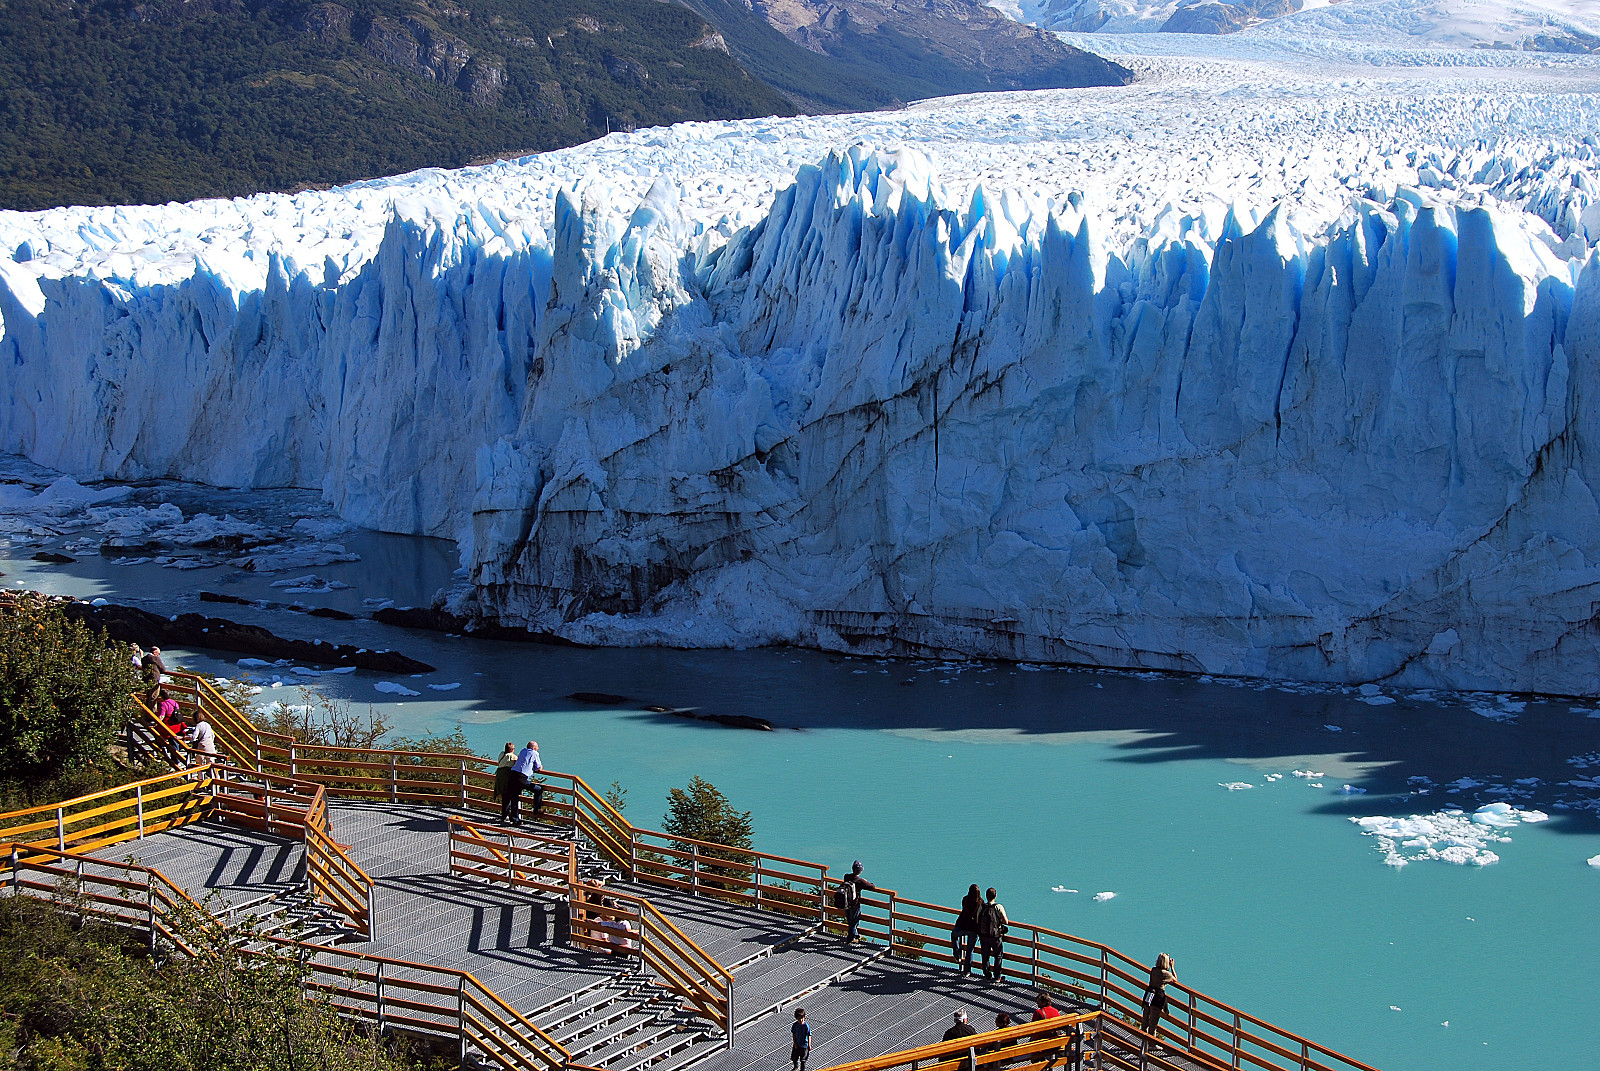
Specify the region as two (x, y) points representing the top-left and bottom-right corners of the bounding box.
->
(5, 44), (1600, 693)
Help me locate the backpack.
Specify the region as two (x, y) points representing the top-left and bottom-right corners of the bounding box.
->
(833, 886), (848, 911)
(978, 902), (1005, 938)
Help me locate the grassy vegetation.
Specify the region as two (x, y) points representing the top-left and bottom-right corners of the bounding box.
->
(0, 894), (435, 1070)
(0, 0), (796, 209)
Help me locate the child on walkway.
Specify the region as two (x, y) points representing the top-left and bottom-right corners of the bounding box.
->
(791, 1009), (811, 1071)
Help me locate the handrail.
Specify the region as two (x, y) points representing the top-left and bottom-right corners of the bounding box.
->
(1, 844), (570, 1071)
(573, 881), (734, 1046)
(0, 766), (210, 854)
(817, 1012), (1100, 1071)
(447, 817), (577, 897)
(100, 672), (1380, 1071)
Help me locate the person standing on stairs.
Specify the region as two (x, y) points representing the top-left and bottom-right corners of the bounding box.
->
(495, 742), (517, 823)
(1140, 953), (1177, 1037)
(791, 1008), (812, 1071)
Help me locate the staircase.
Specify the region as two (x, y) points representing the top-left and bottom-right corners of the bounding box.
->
(527, 974), (728, 1071)
(223, 886), (364, 949)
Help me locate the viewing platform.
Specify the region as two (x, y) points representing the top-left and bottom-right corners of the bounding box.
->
(0, 672), (1380, 1071)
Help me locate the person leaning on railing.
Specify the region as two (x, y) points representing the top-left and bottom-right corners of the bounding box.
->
(1140, 953), (1177, 1037)
(977, 887), (1009, 981)
(494, 743), (517, 823)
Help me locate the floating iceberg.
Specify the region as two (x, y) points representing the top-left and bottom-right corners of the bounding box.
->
(1352, 803), (1549, 867)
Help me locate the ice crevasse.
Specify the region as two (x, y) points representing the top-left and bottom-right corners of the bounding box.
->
(4, 146), (1600, 694)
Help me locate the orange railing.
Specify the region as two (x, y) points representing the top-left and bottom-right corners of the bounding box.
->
(0, 766), (209, 855)
(447, 817), (577, 897)
(0, 845), (574, 1071)
(136, 671), (1380, 1071)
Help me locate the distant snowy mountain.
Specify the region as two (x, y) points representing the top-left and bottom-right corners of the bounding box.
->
(1015, 0), (1600, 49)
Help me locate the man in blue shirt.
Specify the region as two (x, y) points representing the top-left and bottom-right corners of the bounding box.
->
(507, 740), (541, 823)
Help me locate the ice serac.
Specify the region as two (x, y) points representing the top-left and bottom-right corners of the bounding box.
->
(4, 146), (1600, 694)
(467, 147), (1600, 693)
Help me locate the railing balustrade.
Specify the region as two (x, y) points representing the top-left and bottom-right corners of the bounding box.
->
(120, 671), (1381, 1071)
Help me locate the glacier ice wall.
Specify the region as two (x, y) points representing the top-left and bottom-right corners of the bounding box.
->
(5, 147), (1600, 693)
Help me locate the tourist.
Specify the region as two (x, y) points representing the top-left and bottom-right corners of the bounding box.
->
(186, 715), (217, 761)
(494, 742), (517, 822)
(977, 887), (1009, 980)
(1140, 953), (1177, 1036)
(952, 883), (982, 973)
(1031, 992), (1062, 1022)
(838, 861), (876, 943)
(790, 1008), (811, 1071)
(942, 1010), (979, 1042)
(517, 740), (543, 814)
(141, 646), (168, 682)
(994, 1012), (1012, 1030)
(506, 740), (540, 824)
(129, 642), (145, 670)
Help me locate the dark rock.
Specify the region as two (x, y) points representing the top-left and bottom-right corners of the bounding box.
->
(200, 591), (257, 606)
(297, 1), (354, 40)
(458, 58), (506, 106)
(308, 606), (357, 620)
(569, 692), (631, 705)
(603, 55), (649, 85)
(373, 605), (586, 646)
(31, 552), (76, 563)
(1160, 4), (1247, 33)
(661, 708), (774, 731)
(57, 599), (434, 673)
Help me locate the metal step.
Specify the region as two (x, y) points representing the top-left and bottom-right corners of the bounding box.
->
(613, 1032), (724, 1071)
(579, 1017), (697, 1067)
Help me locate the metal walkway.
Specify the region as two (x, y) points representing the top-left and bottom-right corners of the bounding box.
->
(94, 800), (1113, 1071)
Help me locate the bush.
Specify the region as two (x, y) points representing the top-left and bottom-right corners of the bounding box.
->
(0, 595), (138, 791)
(663, 776), (752, 850)
(0, 894), (426, 1070)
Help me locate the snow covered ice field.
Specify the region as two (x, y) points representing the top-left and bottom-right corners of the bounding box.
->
(6, 27), (1600, 692)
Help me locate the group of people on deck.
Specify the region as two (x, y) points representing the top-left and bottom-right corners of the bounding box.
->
(131, 644), (216, 763)
(492, 740), (543, 824)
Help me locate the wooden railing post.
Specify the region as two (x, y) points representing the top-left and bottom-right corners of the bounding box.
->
(629, 829), (638, 881)
(9, 845), (17, 891)
(1030, 924), (1040, 984)
(1232, 1012), (1242, 1069)
(288, 743), (297, 777)
(367, 883), (377, 940)
(136, 784), (145, 839)
(754, 855), (762, 908)
(55, 807), (65, 851)
(389, 755), (398, 804)
(458, 760), (467, 808)
(690, 843), (700, 896)
(725, 974), (734, 1050)
(263, 784), (273, 835)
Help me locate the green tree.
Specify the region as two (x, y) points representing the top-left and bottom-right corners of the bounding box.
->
(663, 775), (751, 850)
(0, 595), (137, 788)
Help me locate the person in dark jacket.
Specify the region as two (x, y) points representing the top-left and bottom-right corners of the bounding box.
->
(790, 1008), (812, 1071)
(1140, 953), (1177, 1035)
(494, 742), (517, 821)
(952, 884), (982, 974)
(942, 1011), (979, 1042)
(840, 861), (876, 943)
(977, 887), (1009, 981)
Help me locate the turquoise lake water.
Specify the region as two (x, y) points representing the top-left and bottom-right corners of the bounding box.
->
(4, 532), (1598, 1071)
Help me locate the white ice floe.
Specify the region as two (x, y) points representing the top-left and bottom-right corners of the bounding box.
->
(269, 574), (353, 593)
(427, 682), (462, 691)
(1093, 892), (1117, 902)
(1051, 885), (1079, 893)
(374, 681), (421, 697)
(1588, 855), (1600, 868)
(1351, 803), (1549, 867)
(1219, 782), (1254, 790)
(1339, 785), (1368, 794)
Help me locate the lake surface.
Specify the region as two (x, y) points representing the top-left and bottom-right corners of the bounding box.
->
(4, 524), (1598, 1071)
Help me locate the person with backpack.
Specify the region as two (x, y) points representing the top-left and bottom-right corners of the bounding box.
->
(952, 883), (982, 974)
(977, 886), (1009, 981)
(835, 860), (875, 943)
(790, 1008), (812, 1071)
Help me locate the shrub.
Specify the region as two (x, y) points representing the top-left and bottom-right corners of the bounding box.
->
(0, 595), (138, 791)
(0, 894), (426, 1071)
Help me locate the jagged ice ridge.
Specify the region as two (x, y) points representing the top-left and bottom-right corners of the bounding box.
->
(4, 51), (1600, 693)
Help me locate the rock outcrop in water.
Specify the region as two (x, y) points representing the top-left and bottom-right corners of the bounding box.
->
(4, 148), (1600, 693)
